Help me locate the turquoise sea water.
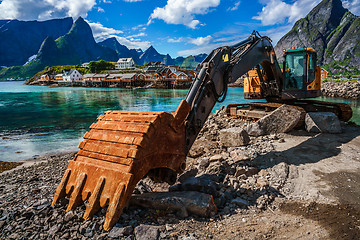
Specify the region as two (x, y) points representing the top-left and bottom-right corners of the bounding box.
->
(0, 81), (359, 162)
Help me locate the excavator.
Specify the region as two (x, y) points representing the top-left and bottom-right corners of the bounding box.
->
(52, 31), (352, 231)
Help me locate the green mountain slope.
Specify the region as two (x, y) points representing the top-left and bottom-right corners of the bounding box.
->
(274, 0), (360, 74)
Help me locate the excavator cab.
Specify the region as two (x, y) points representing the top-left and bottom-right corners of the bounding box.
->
(243, 47), (321, 100)
(281, 48), (321, 99)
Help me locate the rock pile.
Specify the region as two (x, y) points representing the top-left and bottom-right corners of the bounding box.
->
(322, 81), (360, 99)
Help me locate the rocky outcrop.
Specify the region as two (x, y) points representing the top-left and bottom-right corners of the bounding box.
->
(274, 0), (360, 74)
(322, 81), (360, 99)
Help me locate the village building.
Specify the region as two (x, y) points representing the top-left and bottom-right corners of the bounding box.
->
(92, 73), (109, 82)
(168, 71), (189, 81)
(115, 58), (135, 70)
(321, 68), (328, 79)
(137, 73), (153, 81)
(62, 69), (83, 82)
(55, 74), (63, 82)
(147, 62), (164, 67)
(82, 73), (95, 81)
(40, 74), (54, 81)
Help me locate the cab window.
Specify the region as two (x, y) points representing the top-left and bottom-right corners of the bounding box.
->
(284, 52), (305, 90)
(307, 53), (315, 84)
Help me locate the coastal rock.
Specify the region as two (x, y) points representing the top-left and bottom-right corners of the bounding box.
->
(245, 105), (302, 136)
(305, 112), (342, 133)
(322, 81), (360, 99)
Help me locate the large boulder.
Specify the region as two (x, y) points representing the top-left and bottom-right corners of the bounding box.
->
(134, 224), (159, 240)
(130, 191), (217, 218)
(305, 112), (342, 133)
(245, 105), (302, 136)
(219, 127), (250, 147)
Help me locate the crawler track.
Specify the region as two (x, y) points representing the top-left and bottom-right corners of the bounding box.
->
(226, 100), (352, 126)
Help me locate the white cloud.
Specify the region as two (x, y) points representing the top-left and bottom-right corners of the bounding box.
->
(87, 21), (123, 41)
(190, 35), (213, 45)
(128, 32), (146, 38)
(228, 1), (240, 11)
(253, 0), (320, 26)
(115, 36), (150, 50)
(87, 20), (150, 50)
(178, 33), (249, 56)
(97, 7), (105, 13)
(168, 37), (186, 43)
(259, 25), (293, 45)
(149, 0), (220, 28)
(0, 0), (96, 20)
(343, 0), (360, 15)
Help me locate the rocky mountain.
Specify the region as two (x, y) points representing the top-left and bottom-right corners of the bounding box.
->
(0, 17), (118, 79)
(0, 17), (73, 67)
(139, 46), (165, 65)
(139, 45), (207, 67)
(50, 17), (118, 65)
(274, 0), (360, 74)
(98, 37), (141, 64)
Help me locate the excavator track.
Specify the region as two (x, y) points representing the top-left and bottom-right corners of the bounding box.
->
(226, 102), (306, 127)
(226, 100), (352, 125)
(284, 99), (353, 122)
(52, 100), (190, 231)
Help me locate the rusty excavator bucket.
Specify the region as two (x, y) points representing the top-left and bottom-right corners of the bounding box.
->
(52, 100), (191, 231)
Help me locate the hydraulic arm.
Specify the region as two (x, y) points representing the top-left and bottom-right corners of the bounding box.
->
(184, 31), (283, 152)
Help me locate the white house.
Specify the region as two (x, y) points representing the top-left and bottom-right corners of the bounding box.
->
(116, 58), (135, 70)
(63, 69), (83, 81)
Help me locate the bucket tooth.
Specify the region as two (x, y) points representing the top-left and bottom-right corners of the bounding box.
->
(104, 183), (126, 231)
(53, 101), (190, 231)
(52, 169), (71, 206)
(83, 177), (105, 220)
(66, 173), (87, 212)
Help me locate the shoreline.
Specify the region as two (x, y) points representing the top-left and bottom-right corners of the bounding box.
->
(26, 78), (360, 100)
(0, 151), (76, 175)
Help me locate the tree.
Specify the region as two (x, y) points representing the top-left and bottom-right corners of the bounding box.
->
(89, 60), (114, 73)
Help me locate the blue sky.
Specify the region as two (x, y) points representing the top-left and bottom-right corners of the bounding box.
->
(0, 0), (359, 57)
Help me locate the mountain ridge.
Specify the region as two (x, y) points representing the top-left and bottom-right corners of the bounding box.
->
(0, 17), (73, 67)
(274, 0), (360, 74)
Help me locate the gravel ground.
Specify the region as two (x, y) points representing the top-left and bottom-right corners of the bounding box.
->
(1, 112), (360, 239)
